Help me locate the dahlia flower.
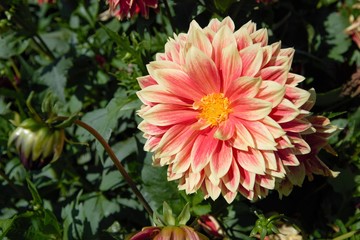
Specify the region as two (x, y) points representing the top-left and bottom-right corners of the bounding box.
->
(107, 0), (158, 20)
(137, 17), (337, 203)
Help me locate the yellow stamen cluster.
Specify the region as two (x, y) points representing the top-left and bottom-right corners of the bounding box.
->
(197, 93), (232, 126)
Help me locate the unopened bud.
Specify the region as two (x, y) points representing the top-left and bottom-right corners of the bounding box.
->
(8, 118), (65, 170)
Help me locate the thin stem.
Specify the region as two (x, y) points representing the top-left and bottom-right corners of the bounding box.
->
(72, 119), (154, 217)
(31, 34), (55, 60)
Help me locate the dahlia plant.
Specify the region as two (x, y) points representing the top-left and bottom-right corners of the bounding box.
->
(2, 0), (357, 239)
(137, 17), (337, 203)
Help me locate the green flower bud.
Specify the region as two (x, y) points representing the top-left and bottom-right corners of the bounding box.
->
(8, 118), (65, 170)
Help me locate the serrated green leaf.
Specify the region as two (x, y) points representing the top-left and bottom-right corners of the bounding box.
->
(0, 31), (29, 59)
(36, 57), (73, 103)
(141, 153), (184, 213)
(325, 13), (352, 62)
(99, 170), (123, 191)
(191, 204), (211, 216)
(83, 194), (120, 235)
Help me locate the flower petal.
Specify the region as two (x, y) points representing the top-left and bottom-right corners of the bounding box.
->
(188, 21), (213, 58)
(210, 141), (233, 178)
(270, 98), (299, 123)
(185, 46), (221, 94)
(277, 149), (300, 166)
(205, 179), (222, 200)
(236, 148), (266, 174)
(241, 121), (277, 150)
(214, 119), (235, 140)
(285, 85), (311, 108)
(240, 43), (263, 77)
(226, 77), (261, 101)
(156, 125), (195, 157)
(142, 104), (197, 126)
(260, 65), (288, 85)
(234, 28), (253, 50)
(137, 85), (191, 106)
(137, 75), (157, 88)
(221, 44), (242, 91)
(256, 80), (286, 107)
(233, 121), (256, 150)
(213, 25), (237, 68)
(190, 133), (218, 173)
(138, 121), (167, 135)
(152, 69), (203, 101)
(232, 98), (272, 121)
(222, 160), (240, 192)
(239, 166), (256, 191)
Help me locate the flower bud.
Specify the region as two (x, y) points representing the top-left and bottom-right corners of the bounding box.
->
(128, 225), (208, 240)
(8, 118), (65, 170)
(198, 215), (225, 239)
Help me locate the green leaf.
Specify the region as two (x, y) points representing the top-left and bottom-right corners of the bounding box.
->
(36, 57), (73, 103)
(191, 204), (211, 216)
(214, 0), (235, 12)
(82, 193), (120, 235)
(76, 90), (139, 161)
(0, 31), (29, 59)
(141, 153), (184, 213)
(325, 13), (352, 62)
(163, 202), (176, 226)
(0, 218), (16, 239)
(26, 178), (43, 206)
(61, 191), (85, 240)
(177, 203), (191, 225)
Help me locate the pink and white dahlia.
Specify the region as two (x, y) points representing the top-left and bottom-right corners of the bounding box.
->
(107, 0), (158, 20)
(137, 17), (337, 203)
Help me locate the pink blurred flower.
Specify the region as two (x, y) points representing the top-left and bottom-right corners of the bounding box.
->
(345, 16), (360, 48)
(137, 17), (337, 203)
(107, 0), (158, 20)
(127, 226), (208, 240)
(198, 215), (225, 239)
(37, 0), (56, 4)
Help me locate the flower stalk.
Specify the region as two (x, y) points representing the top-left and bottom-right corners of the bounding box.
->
(70, 118), (154, 218)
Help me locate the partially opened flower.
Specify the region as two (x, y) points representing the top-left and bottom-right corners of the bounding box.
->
(277, 111), (339, 197)
(127, 202), (208, 240)
(137, 17), (337, 203)
(107, 0), (158, 20)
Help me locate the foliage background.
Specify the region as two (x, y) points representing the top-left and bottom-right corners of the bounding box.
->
(0, 0), (359, 239)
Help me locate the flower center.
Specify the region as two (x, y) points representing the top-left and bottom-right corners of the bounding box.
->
(197, 93), (232, 127)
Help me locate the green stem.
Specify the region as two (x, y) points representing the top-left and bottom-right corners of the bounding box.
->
(73, 119), (154, 217)
(34, 33), (55, 60)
